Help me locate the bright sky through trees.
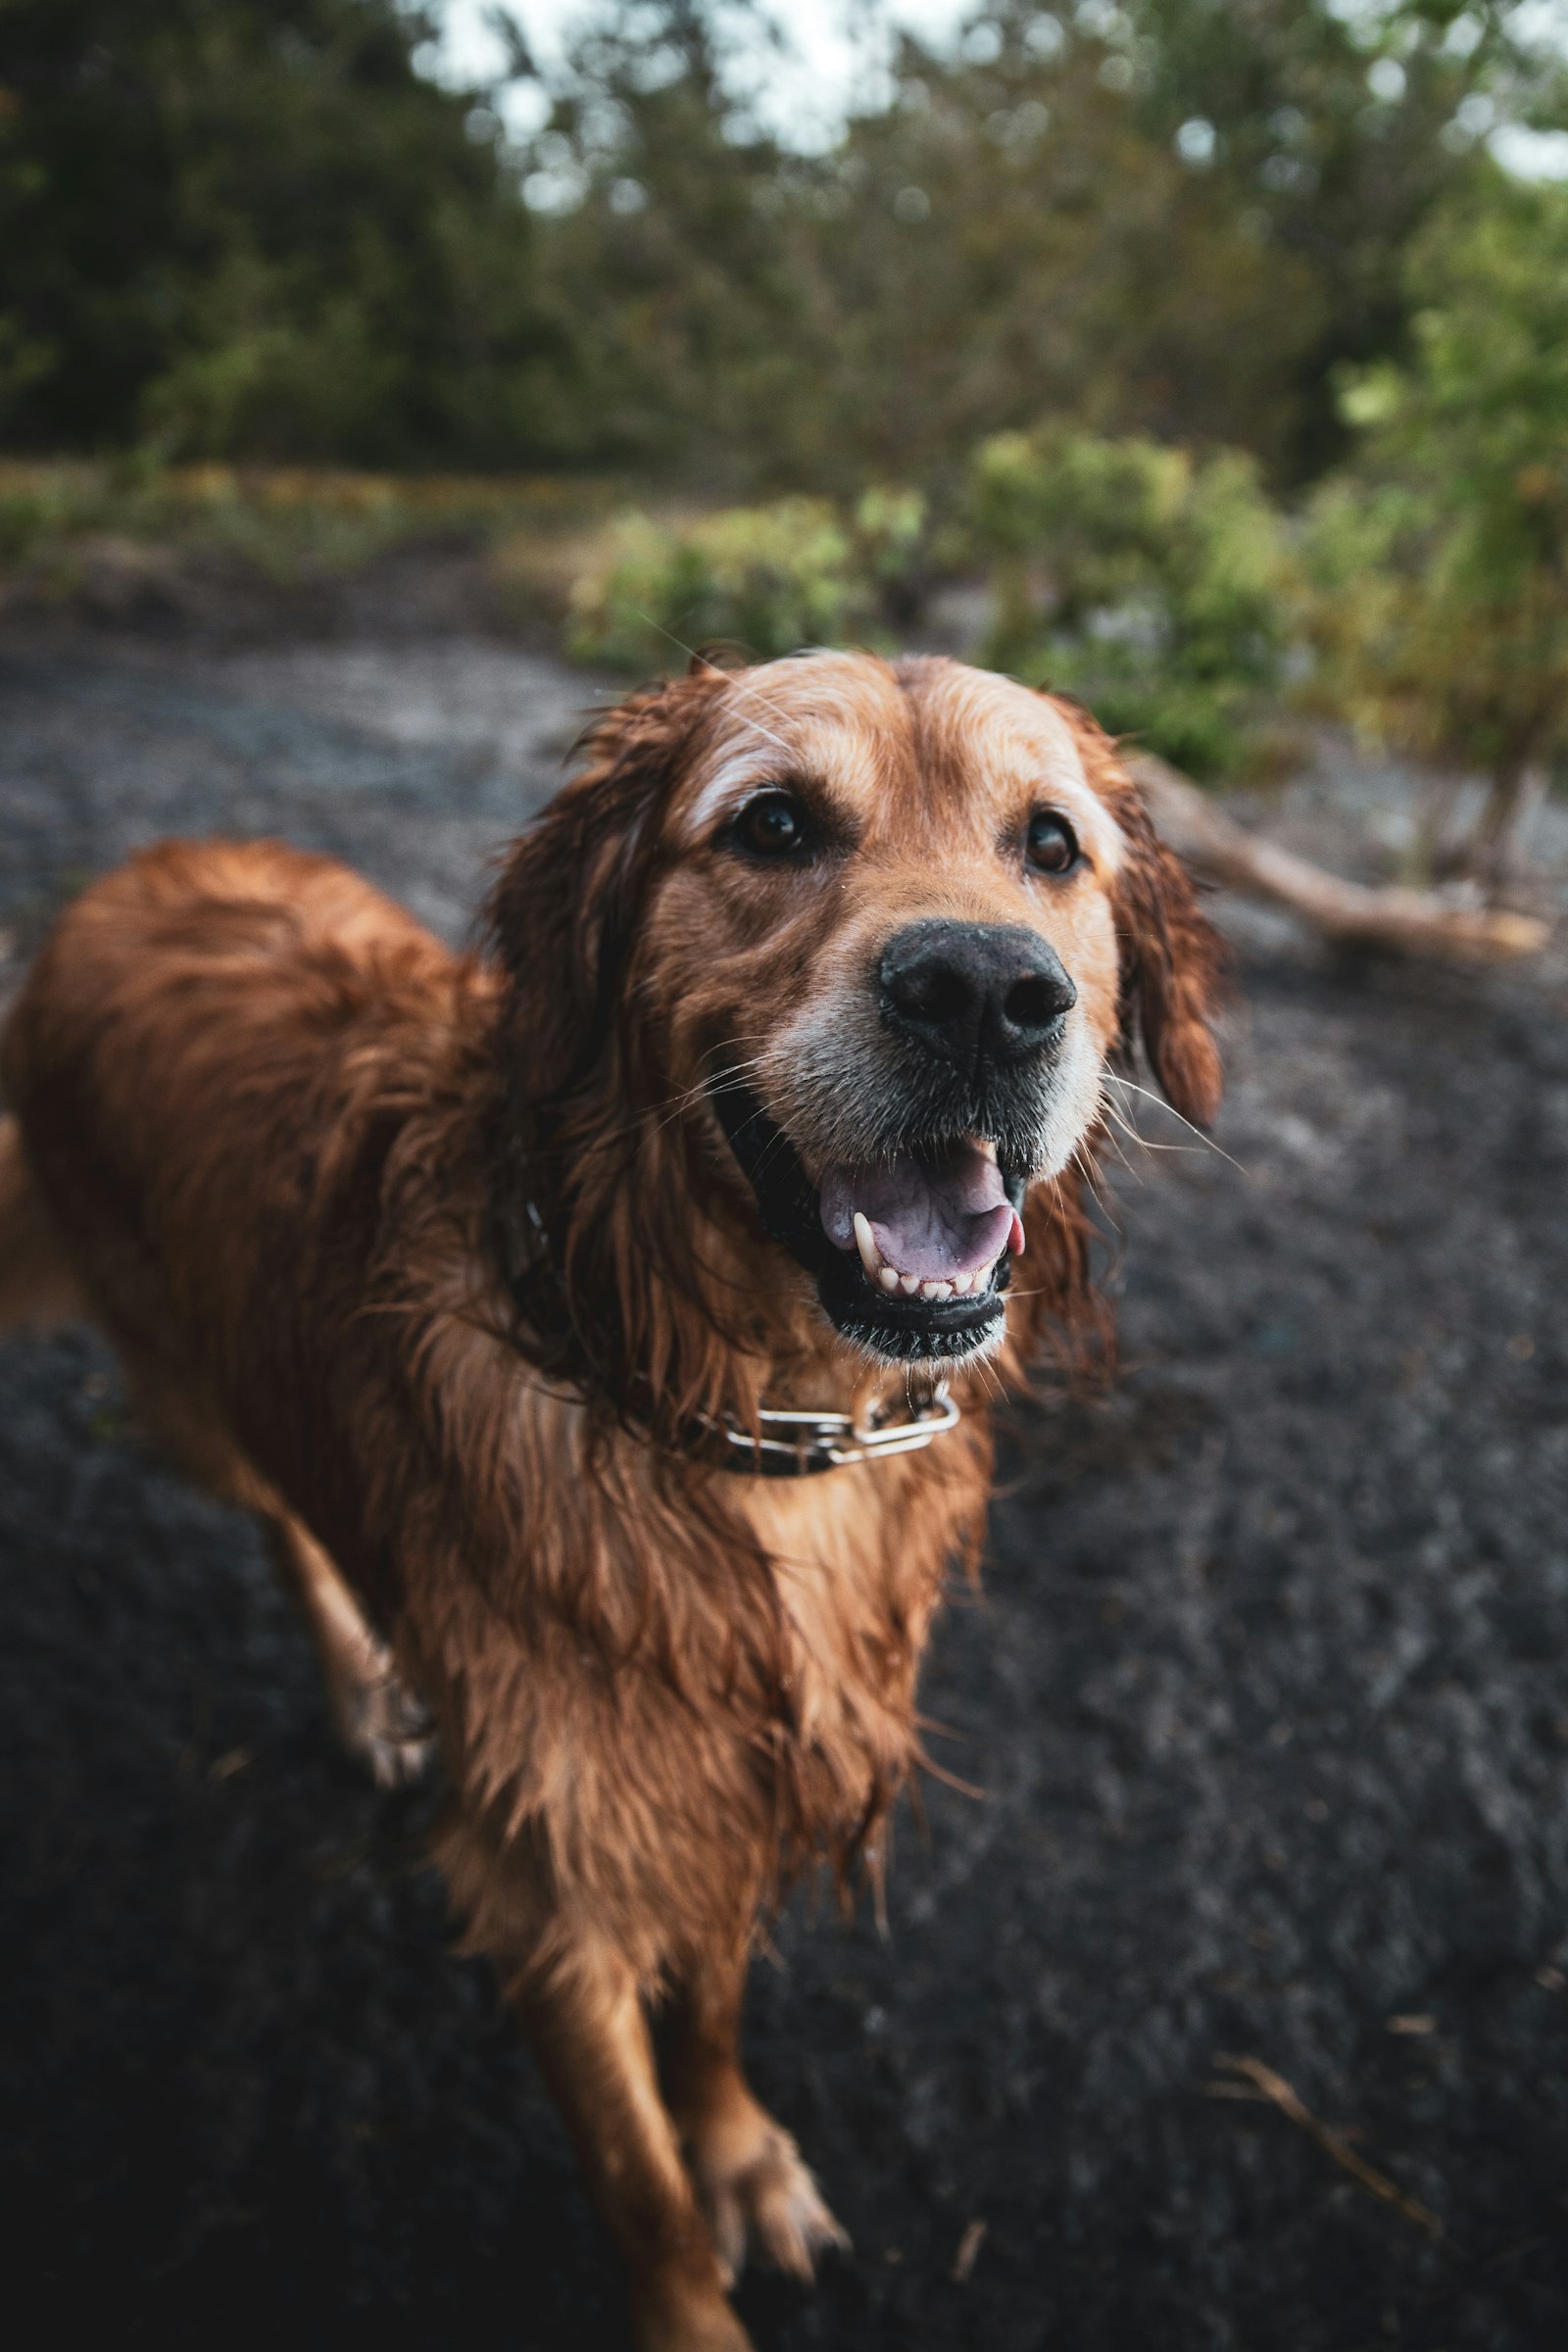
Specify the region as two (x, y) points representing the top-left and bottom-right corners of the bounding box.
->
(435, 0), (1568, 171)
(434, 0), (987, 146)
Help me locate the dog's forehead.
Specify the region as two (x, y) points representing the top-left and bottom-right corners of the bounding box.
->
(677, 653), (1125, 869)
(906, 662), (1120, 855)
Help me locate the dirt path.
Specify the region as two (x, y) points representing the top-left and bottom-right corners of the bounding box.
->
(2, 631), (1566, 2352)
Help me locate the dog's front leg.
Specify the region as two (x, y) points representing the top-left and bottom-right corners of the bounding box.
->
(515, 1940), (753, 2352)
(662, 1939), (850, 2287)
(264, 1513), (431, 1787)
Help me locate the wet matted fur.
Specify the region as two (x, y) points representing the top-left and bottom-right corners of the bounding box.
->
(0, 652), (1223, 2351)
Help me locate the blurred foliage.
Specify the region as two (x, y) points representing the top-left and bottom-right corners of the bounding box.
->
(563, 433), (1283, 777)
(566, 498), (861, 666)
(564, 483), (930, 665)
(1304, 173), (1568, 800)
(0, 0), (558, 464)
(967, 423), (1289, 775)
(2, 1), (1562, 489)
(0, 454), (616, 624)
(4, 1), (1568, 821)
(516, 0), (1561, 490)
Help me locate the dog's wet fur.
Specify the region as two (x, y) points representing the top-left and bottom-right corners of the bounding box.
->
(0, 653), (1222, 2350)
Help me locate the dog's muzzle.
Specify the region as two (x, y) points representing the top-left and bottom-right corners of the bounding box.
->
(710, 1074), (1027, 1363)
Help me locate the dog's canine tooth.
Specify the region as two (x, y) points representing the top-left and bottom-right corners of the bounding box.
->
(878, 1264), (900, 1294)
(853, 1209), (882, 1285)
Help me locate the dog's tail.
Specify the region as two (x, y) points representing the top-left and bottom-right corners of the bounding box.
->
(0, 1115), (84, 1334)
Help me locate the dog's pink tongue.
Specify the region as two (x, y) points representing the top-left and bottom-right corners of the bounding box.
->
(819, 1143), (1020, 1280)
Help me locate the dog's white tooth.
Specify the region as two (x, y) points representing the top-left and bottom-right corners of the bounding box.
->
(899, 1273), (921, 1298)
(951, 1272), (972, 1296)
(852, 1209), (882, 1284)
(879, 1264), (900, 1294)
(920, 1280), (953, 1302)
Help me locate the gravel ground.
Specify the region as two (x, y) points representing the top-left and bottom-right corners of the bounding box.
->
(2, 628), (1567, 2352)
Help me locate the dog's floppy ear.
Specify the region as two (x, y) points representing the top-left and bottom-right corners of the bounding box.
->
(485, 668), (726, 1102)
(1056, 700), (1226, 1127)
(1110, 789), (1225, 1126)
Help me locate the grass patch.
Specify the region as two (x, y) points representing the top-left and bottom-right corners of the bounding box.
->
(0, 458), (627, 628)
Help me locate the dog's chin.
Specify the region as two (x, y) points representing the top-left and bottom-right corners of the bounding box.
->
(708, 1075), (1027, 1367)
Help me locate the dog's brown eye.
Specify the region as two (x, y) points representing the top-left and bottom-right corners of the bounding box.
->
(734, 792), (810, 859)
(1026, 811), (1080, 876)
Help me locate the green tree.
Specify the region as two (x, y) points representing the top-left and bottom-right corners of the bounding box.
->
(520, 0), (1540, 490)
(1305, 171), (1568, 892)
(1, 2), (1554, 490)
(0, 0), (557, 462)
(1070, 0), (1564, 478)
(504, 0), (814, 475)
(523, 1), (1330, 488)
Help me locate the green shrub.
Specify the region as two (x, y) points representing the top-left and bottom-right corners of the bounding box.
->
(1301, 175), (1568, 881)
(967, 424), (1289, 778)
(564, 499), (868, 670)
(0, 458), (617, 613)
(850, 485), (929, 621)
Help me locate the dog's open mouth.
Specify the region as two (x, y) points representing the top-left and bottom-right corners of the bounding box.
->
(818, 1143), (1024, 1301)
(709, 1075), (1026, 1361)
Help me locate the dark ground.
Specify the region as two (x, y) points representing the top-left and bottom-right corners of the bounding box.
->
(2, 628), (1567, 2352)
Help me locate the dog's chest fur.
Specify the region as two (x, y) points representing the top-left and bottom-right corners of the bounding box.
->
(406, 1345), (991, 1976)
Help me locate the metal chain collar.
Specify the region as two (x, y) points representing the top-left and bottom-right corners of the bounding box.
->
(509, 1196), (961, 1478)
(699, 1385), (960, 1478)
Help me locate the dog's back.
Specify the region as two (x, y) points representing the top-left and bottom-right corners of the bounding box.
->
(0, 839), (479, 1573)
(0, 1108), (85, 1333)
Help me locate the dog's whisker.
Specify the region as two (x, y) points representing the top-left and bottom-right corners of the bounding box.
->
(628, 609), (802, 763)
(1099, 1090), (1217, 1161)
(1103, 1074), (1247, 1174)
(1099, 1116), (1146, 1185)
(569, 1051), (776, 1152)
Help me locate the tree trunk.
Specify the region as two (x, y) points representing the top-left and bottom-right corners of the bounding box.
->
(1464, 760), (1546, 903)
(1402, 768), (1465, 889)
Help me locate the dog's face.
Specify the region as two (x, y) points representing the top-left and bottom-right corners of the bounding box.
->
(645, 657), (1131, 1363)
(491, 652), (1222, 1381)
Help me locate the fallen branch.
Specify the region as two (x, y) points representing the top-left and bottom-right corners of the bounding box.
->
(1212, 2053), (1443, 2239)
(1128, 752), (1549, 966)
(950, 2218), (987, 2283)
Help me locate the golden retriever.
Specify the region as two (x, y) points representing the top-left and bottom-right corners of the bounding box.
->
(0, 652), (1222, 2350)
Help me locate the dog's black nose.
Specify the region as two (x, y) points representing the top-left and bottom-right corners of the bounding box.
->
(878, 920), (1077, 1069)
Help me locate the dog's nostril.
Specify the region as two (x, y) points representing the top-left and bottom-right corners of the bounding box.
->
(1004, 972), (1072, 1036)
(902, 965), (972, 1027)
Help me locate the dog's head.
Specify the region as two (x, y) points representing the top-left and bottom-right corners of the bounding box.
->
(488, 653), (1222, 1409)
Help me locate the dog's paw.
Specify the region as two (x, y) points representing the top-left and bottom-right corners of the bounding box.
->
(694, 2114), (851, 2286)
(337, 1658), (434, 1788)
